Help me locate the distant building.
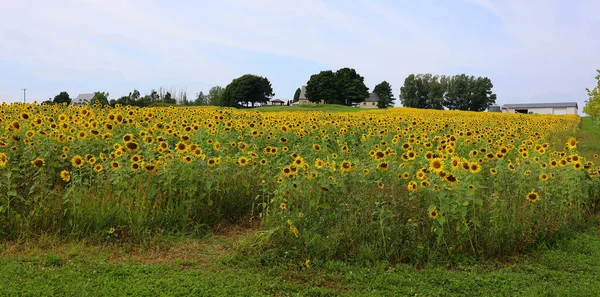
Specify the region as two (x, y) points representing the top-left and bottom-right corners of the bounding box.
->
(359, 92), (380, 108)
(487, 105), (502, 112)
(270, 99), (285, 106)
(71, 93), (94, 106)
(503, 102), (578, 115)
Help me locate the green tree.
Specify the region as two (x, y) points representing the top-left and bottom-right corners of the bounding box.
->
(305, 70), (337, 104)
(91, 91), (109, 106)
(399, 74), (445, 109)
(53, 91), (71, 105)
(163, 92), (176, 104)
(208, 86), (224, 106)
(293, 88), (301, 102)
(335, 68), (370, 106)
(194, 91), (208, 105)
(305, 68), (369, 105)
(444, 74), (496, 111)
(584, 69), (600, 123)
(373, 81), (394, 108)
(221, 75), (274, 107)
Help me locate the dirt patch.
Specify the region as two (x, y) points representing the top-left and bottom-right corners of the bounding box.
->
(0, 226), (259, 266)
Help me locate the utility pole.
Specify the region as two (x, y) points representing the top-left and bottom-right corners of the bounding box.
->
(21, 88), (26, 103)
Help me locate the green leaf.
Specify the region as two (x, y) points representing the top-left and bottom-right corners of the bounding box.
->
(7, 189), (17, 197)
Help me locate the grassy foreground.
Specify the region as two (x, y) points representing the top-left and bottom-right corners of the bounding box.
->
(1, 227), (600, 296)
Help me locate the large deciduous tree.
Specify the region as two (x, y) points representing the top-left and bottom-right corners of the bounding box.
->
(444, 74), (496, 111)
(305, 68), (369, 105)
(373, 81), (394, 108)
(221, 74), (274, 107)
(335, 68), (370, 106)
(208, 86), (224, 106)
(305, 70), (337, 104)
(399, 74), (445, 109)
(53, 91), (71, 105)
(584, 69), (600, 122)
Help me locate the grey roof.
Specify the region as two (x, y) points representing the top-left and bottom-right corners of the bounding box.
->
(503, 102), (578, 109)
(271, 99), (285, 102)
(364, 92), (380, 102)
(72, 93), (95, 105)
(299, 85), (307, 100)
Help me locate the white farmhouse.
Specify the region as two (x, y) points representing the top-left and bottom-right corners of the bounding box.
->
(503, 102), (578, 115)
(359, 93), (380, 108)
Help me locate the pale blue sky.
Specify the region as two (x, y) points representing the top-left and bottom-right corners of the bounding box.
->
(1, 0), (599, 110)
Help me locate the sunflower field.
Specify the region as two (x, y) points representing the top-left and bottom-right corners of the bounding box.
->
(1, 103), (599, 264)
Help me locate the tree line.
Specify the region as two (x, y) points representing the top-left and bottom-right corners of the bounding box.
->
(399, 74), (497, 111)
(43, 70), (496, 112)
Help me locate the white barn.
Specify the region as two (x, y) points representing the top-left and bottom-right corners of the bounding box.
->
(503, 102), (578, 115)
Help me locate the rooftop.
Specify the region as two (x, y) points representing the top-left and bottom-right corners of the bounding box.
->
(503, 102), (578, 109)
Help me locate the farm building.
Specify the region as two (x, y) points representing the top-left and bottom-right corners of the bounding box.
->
(502, 102), (578, 115)
(358, 92), (380, 108)
(71, 93), (94, 106)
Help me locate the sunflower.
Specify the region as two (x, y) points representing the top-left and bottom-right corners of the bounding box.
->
(377, 181), (384, 189)
(280, 203), (287, 210)
(71, 155), (84, 168)
(315, 158), (324, 169)
(566, 137), (577, 150)
(94, 164), (104, 172)
(237, 156), (250, 167)
(377, 161), (389, 171)
(340, 161), (353, 173)
(429, 158), (444, 173)
(182, 156), (193, 163)
(526, 191), (539, 202)
(125, 142), (140, 152)
(130, 155), (143, 163)
(176, 141), (187, 153)
(445, 174), (460, 185)
(142, 162), (157, 173)
(259, 159), (268, 166)
(428, 209), (440, 219)
(122, 134), (134, 143)
(130, 162), (140, 171)
(468, 162), (482, 174)
(110, 161), (120, 171)
(60, 170), (71, 182)
(312, 144), (321, 151)
(282, 166), (292, 177)
(31, 158), (45, 168)
(0, 153), (7, 167)
(489, 168), (497, 175)
(407, 181), (418, 192)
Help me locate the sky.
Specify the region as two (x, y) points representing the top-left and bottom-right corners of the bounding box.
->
(1, 0), (599, 110)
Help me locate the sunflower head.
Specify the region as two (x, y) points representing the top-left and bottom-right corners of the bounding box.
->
(526, 191), (540, 203)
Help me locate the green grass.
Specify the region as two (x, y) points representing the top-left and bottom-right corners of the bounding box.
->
(255, 104), (364, 113)
(577, 117), (600, 159)
(1, 227), (600, 296)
